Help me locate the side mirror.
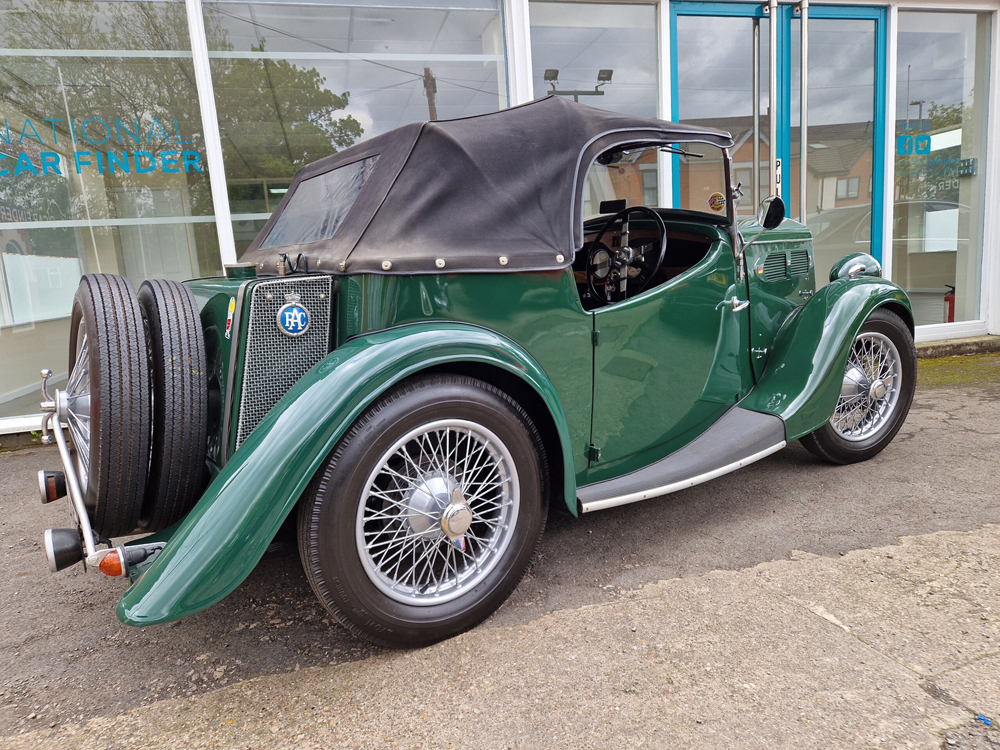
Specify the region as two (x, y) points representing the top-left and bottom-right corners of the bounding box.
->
(758, 196), (786, 230)
(739, 195), (787, 258)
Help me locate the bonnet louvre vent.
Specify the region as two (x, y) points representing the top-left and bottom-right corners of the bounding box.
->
(761, 252), (787, 282)
(789, 250), (810, 277)
(236, 276), (333, 449)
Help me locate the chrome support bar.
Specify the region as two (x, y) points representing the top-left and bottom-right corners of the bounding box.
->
(752, 17), (761, 211)
(767, 0), (780, 199)
(39, 369), (106, 567)
(798, 0), (809, 222)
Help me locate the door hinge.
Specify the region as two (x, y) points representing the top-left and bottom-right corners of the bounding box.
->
(586, 443), (602, 462)
(592, 330), (601, 346)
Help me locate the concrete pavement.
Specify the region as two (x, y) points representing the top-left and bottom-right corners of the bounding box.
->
(2, 356), (999, 748)
(3, 524), (1000, 749)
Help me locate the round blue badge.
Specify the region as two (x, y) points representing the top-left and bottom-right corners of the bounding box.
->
(276, 299), (310, 337)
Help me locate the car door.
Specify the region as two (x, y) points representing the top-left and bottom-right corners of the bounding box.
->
(588, 234), (754, 483)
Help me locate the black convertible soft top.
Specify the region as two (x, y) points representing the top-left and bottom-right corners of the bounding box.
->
(243, 96), (734, 275)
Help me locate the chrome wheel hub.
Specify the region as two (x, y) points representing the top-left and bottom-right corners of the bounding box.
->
(831, 332), (902, 441)
(356, 419), (519, 606)
(869, 379), (887, 401)
(441, 499), (473, 540)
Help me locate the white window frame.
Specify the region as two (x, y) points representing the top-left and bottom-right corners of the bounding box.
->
(885, 1), (999, 341)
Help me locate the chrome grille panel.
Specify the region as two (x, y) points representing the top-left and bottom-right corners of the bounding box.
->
(236, 276), (333, 449)
(789, 249), (811, 277)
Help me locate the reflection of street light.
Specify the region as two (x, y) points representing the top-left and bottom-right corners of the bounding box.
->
(548, 69), (614, 103)
(910, 99), (925, 125)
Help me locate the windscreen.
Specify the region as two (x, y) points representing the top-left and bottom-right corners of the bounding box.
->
(583, 143), (729, 219)
(260, 156), (379, 249)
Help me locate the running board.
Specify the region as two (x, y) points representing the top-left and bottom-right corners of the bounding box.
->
(578, 407), (786, 513)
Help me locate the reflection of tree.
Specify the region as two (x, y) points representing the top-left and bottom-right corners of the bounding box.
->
(0, 0), (361, 220)
(215, 42), (363, 181)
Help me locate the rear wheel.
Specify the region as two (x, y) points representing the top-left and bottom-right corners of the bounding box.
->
(800, 308), (916, 465)
(137, 279), (208, 532)
(298, 374), (547, 648)
(67, 275), (151, 538)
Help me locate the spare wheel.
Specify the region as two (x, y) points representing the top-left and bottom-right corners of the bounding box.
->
(137, 279), (209, 531)
(66, 274), (151, 538)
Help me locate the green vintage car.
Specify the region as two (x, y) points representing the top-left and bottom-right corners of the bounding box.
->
(37, 97), (915, 647)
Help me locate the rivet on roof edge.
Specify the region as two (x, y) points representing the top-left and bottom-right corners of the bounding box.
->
(498, 256), (508, 266)
(382, 260), (393, 271)
(340, 261), (347, 271)
(556, 254), (565, 263)
(435, 258), (446, 269)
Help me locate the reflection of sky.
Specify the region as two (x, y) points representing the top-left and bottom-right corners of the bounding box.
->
(205, 1), (506, 138)
(896, 12), (979, 119)
(677, 16), (763, 121)
(677, 16), (876, 127)
(528, 2), (657, 119)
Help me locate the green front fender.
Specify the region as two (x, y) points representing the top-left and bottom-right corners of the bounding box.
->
(740, 278), (912, 441)
(116, 322), (576, 626)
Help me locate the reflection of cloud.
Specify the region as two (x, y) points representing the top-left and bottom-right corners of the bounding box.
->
(341, 101), (374, 137)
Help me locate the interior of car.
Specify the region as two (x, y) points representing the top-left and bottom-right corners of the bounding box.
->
(573, 212), (723, 310)
(573, 142), (731, 310)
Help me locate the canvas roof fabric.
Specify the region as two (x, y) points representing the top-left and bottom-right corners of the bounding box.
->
(243, 96), (734, 275)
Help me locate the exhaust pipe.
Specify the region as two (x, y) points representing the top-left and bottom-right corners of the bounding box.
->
(43, 528), (84, 572)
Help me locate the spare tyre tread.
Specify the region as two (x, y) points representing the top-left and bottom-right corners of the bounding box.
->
(138, 279), (208, 532)
(70, 274), (151, 538)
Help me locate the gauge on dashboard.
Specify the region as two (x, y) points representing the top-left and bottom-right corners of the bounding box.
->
(591, 248), (610, 279)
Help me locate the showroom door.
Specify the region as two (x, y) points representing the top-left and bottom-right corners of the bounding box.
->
(670, 2), (887, 281)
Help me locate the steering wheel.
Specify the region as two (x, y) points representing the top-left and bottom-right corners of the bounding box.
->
(586, 206), (667, 304)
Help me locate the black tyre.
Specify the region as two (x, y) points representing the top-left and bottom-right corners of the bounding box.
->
(298, 374), (548, 648)
(800, 308), (916, 465)
(67, 275), (151, 538)
(137, 279), (209, 532)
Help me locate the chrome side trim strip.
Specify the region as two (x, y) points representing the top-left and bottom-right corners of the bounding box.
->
(579, 441), (786, 514)
(744, 237), (812, 246)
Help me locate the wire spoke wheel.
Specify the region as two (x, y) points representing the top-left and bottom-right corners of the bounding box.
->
(830, 331), (902, 442)
(301, 374), (546, 647)
(66, 320), (93, 494)
(356, 419), (519, 606)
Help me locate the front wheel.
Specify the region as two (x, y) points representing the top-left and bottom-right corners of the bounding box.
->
(298, 374), (548, 648)
(800, 308), (916, 464)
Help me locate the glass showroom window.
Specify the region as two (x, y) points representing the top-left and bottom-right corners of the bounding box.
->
(202, 0), (509, 256)
(673, 13), (768, 218)
(892, 11), (991, 327)
(0, 0), (221, 420)
(529, 2), (660, 208)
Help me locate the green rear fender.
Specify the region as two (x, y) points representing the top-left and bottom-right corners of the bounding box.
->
(740, 278), (913, 441)
(116, 322), (576, 626)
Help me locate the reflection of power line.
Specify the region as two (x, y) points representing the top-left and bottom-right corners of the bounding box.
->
(211, 7), (501, 97)
(350, 76), (498, 100)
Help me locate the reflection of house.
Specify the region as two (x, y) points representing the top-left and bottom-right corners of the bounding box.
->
(802, 123), (874, 211)
(680, 116), (875, 219)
